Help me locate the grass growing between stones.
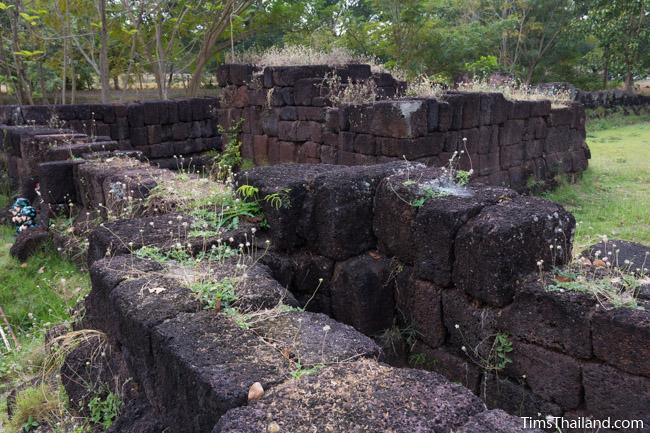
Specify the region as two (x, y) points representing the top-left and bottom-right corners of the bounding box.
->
(544, 115), (650, 249)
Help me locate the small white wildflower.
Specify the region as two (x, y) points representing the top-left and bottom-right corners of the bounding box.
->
(454, 324), (460, 329)
(322, 325), (331, 332)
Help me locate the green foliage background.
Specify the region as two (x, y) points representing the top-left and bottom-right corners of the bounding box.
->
(1, 0), (649, 103)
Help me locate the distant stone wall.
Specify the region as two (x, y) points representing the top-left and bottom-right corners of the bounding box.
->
(0, 97), (221, 172)
(218, 63), (590, 190)
(1, 64), (589, 194)
(575, 88), (650, 110)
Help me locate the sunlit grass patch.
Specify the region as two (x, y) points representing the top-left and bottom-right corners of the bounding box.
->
(544, 119), (650, 249)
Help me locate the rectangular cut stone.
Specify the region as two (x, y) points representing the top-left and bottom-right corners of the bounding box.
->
(453, 196), (574, 306)
(501, 281), (595, 358)
(592, 303), (650, 378)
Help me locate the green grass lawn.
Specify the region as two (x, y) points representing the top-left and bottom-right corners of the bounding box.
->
(544, 113), (650, 250)
(0, 222), (89, 417)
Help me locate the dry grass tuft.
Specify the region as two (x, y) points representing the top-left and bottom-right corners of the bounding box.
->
(457, 79), (573, 108)
(228, 45), (384, 71)
(323, 73), (379, 106)
(404, 75), (445, 99)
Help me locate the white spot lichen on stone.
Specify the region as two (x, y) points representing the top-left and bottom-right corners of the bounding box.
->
(393, 100), (422, 137)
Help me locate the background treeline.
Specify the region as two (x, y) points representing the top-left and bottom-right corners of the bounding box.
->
(0, 0), (649, 104)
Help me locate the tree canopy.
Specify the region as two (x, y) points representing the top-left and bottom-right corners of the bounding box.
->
(0, 0), (648, 104)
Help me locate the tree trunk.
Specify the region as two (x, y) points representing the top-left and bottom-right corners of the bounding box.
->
(188, 0), (253, 96)
(38, 62), (48, 104)
(602, 44), (609, 89)
(9, 0), (33, 105)
(98, 0), (110, 103)
(624, 63), (634, 93)
(71, 61), (76, 104)
(113, 75), (120, 90)
(154, 19), (167, 100)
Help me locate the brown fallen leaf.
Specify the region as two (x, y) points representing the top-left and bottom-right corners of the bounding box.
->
(593, 259), (607, 268)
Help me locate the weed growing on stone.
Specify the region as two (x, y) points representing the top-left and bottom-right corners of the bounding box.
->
(88, 391), (122, 429)
(190, 277), (238, 310)
(391, 146), (474, 209)
(323, 72), (378, 107)
(539, 235), (648, 309)
(49, 207), (102, 265)
(212, 120), (244, 181)
(409, 352), (434, 369)
(378, 321), (419, 357)
(264, 188), (291, 210)
(228, 45), (382, 70)
(455, 324), (513, 373)
(443, 138), (474, 185)
(289, 361), (323, 380)
(409, 187), (449, 208)
(405, 75), (445, 99)
(457, 79), (573, 108)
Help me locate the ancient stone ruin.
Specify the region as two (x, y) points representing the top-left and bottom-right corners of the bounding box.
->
(1, 63), (589, 199)
(3, 64), (648, 433)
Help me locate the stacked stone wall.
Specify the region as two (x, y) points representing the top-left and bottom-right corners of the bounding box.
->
(10, 145), (646, 431)
(0, 97), (221, 176)
(217, 63), (589, 190)
(1, 63), (590, 194)
(51, 154), (549, 433)
(239, 162), (650, 429)
(575, 88), (650, 110)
